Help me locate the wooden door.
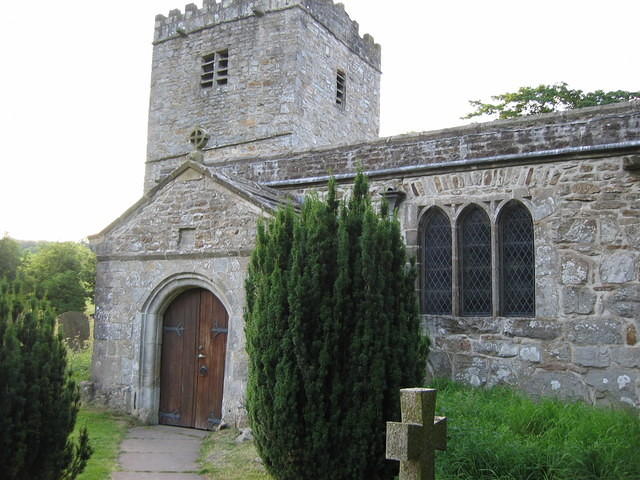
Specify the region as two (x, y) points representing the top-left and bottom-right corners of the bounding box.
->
(159, 288), (228, 430)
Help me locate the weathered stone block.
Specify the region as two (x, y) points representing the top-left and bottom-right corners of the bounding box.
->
(520, 345), (542, 363)
(611, 347), (640, 368)
(427, 351), (453, 379)
(585, 369), (639, 407)
(535, 278), (560, 318)
(604, 285), (640, 318)
(504, 319), (561, 340)
(561, 255), (589, 285)
(562, 286), (597, 315)
(473, 338), (519, 358)
(522, 371), (587, 401)
(453, 355), (490, 387)
(600, 251), (637, 283)
(573, 346), (611, 367)
(435, 316), (501, 335)
(557, 218), (597, 243)
(570, 183), (600, 195)
(566, 318), (625, 346)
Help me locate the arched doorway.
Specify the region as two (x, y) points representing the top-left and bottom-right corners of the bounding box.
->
(158, 288), (228, 430)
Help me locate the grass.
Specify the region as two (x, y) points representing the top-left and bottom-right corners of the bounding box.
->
(67, 342), (92, 384)
(197, 381), (640, 480)
(432, 379), (640, 480)
(66, 320), (135, 480)
(199, 428), (272, 480)
(74, 408), (133, 480)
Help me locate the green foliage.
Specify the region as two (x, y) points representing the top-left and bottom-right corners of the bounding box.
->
(245, 174), (428, 480)
(73, 408), (133, 480)
(0, 235), (22, 280)
(20, 242), (96, 315)
(463, 82), (640, 120)
(0, 279), (93, 480)
(433, 379), (640, 480)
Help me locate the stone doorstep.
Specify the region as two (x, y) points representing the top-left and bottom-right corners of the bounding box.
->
(112, 474), (205, 480)
(125, 426), (208, 440)
(115, 426), (208, 478)
(118, 452), (200, 473)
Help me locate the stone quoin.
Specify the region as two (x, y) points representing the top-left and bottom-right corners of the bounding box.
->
(89, 0), (640, 428)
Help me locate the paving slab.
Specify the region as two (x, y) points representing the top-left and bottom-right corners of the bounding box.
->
(112, 425), (208, 480)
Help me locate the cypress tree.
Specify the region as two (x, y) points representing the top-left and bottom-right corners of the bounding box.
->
(245, 174), (428, 480)
(0, 280), (92, 480)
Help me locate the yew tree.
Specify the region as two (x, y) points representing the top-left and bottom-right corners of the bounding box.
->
(0, 279), (92, 480)
(245, 174), (428, 480)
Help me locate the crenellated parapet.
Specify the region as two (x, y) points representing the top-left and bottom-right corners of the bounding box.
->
(154, 0), (381, 69)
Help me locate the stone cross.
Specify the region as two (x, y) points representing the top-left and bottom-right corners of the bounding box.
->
(187, 126), (210, 163)
(386, 388), (447, 480)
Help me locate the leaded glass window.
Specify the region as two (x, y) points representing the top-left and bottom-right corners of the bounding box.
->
(499, 202), (535, 317)
(422, 209), (452, 314)
(459, 206), (492, 316)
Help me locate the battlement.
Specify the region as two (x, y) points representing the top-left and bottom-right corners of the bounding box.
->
(154, 0), (381, 69)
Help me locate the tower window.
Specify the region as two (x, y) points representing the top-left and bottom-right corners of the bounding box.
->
(201, 49), (229, 88)
(336, 69), (346, 107)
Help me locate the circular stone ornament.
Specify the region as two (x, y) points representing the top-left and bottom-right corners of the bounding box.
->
(189, 127), (210, 150)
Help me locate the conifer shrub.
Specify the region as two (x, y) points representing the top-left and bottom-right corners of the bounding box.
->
(0, 279), (92, 480)
(245, 174), (428, 480)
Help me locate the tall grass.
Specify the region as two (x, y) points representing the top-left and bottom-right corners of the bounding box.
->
(433, 379), (640, 480)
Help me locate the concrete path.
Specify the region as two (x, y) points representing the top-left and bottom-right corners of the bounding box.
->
(112, 425), (208, 480)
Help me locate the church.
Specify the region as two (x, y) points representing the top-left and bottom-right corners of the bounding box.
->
(89, 0), (640, 429)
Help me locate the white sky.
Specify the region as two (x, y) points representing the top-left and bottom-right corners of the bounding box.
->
(1, 0), (638, 242)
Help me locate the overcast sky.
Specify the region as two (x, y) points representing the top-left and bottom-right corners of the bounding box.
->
(1, 0), (638, 242)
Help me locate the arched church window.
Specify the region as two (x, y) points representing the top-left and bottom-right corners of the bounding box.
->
(421, 208), (452, 315)
(499, 201), (535, 317)
(459, 205), (492, 316)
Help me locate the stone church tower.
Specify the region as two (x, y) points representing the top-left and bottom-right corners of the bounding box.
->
(90, 0), (382, 429)
(144, 0), (381, 191)
(90, 0), (640, 429)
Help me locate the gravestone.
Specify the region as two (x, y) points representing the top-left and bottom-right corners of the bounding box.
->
(386, 388), (447, 480)
(58, 311), (90, 350)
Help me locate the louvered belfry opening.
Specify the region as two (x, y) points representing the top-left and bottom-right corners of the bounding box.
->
(336, 69), (346, 107)
(499, 202), (535, 317)
(459, 206), (492, 316)
(422, 209), (452, 315)
(201, 50), (229, 88)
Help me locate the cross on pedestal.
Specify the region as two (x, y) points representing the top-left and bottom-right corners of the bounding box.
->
(386, 388), (447, 480)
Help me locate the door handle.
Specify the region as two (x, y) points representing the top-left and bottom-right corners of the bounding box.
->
(198, 353), (206, 359)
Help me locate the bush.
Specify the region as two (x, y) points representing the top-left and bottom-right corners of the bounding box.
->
(245, 174), (428, 480)
(0, 279), (92, 480)
(433, 379), (640, 480)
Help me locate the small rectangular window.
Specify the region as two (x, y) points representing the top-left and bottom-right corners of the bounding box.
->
(336, 69), (346, 107)
(201, 50), (229, 88)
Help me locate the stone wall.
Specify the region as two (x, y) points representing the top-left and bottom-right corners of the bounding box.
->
(91, 170), (271, 426)
(210, 102), (640, 185)
(396, 156), (639, 408)
(145, 0), (380, 191)
(228, 104), (639, 408)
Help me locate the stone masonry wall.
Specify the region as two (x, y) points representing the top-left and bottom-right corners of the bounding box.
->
(91, 170), (269, 425)
(398, 156), (639, 409)
(145, 0), (380, 191)
(213, 102), (640, 184)
(93, 255), (250, 425)
(275, 152), (640, 408)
